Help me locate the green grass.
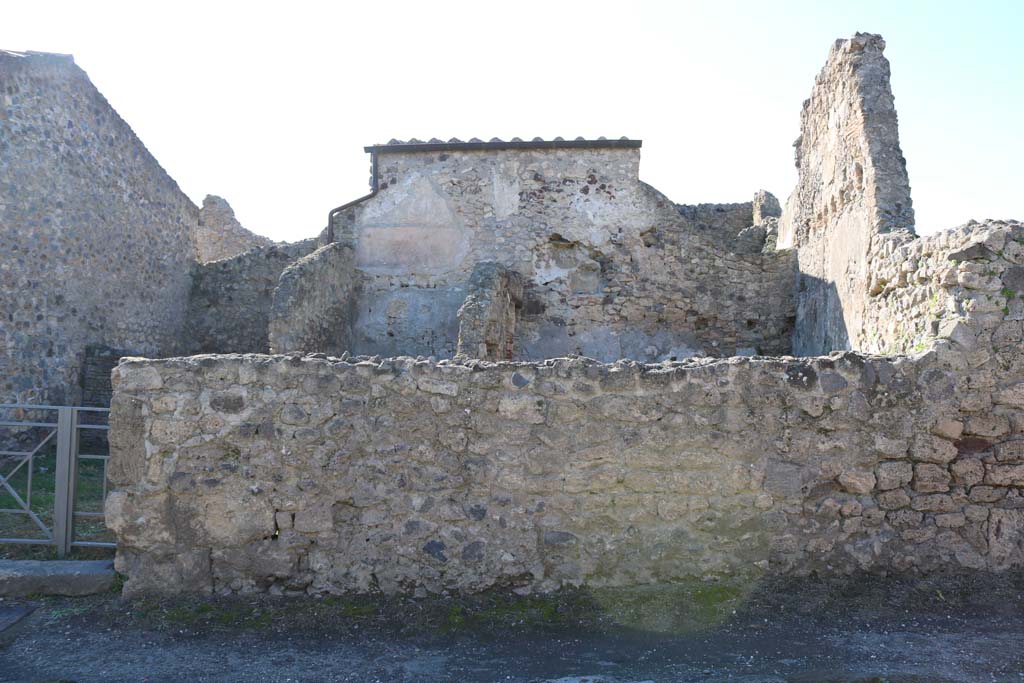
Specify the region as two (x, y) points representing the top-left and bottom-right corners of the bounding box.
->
(0, 428), (115, 560)
(164, 602), (273, 629)
(321, 596), (378, 618)
(590, 578), (755, 634)
(436, 594), (568, 632)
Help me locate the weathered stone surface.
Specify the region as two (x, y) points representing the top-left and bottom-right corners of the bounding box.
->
(995, 383), (1024, 407)
(0, 560), (114, 597)
(339, 145), (796, 361)
(951, 459), (985, 488)
(5, 36), (1024, 602)
(779, 33), (914, 355)
(876, 461), (912, 490)
(838, 470), (876, 494)
(910, 435), (958, 464)
(910, 494), (957, 513)
(932, 419), (965, 440)
(195, 195), (274, 263)
(969, 486), (1006, 504)
(0, 50), (199, 404)
(184, 240), (317, 354)
(752, 190), (782, 225)
(996, 440), (1024, 462)
(985, 464), (1024, 487)
(676, 201), (754, 246)
(105, 331), (1024, 596)
(965, 414), (1010, 438)
(912, 463), (951, 493)
(268, 242), (358, 355)
(877, 489), (911, 510)
(456, 263), (524, 360)
(935, 512), (966, 528)
(989, 509), (1024, 568)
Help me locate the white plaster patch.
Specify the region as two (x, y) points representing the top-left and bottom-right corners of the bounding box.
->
(355, 226), (469, 274)
(567, 191), (637, 246)
(491, 159), (521, 220)
(359, 172), (454, 227)
(533, 263), (573, 286)
(355, 172), (469, 274)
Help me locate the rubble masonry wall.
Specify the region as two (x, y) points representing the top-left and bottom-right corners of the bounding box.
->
(0, 51), (199, 404)
(105, 222), (1024, 596)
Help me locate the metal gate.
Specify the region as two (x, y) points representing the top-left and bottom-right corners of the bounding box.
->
(0, 404), (115, 557)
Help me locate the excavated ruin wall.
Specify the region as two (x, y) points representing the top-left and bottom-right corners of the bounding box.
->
(340, 146), (795, 362)
(675, 201), (754, 246)
(778, 33), (915, 356)
(105, 223), (1024, 596)
(268, 242), (359, 355)
(183, 240), (318, 355)
(0, 51), (199, 404)
(194, 195), (274, 264)
(861, 221), (1024, 355)
(456, 263), (524, 361)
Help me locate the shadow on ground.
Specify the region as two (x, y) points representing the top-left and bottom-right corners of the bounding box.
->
(1, 572), (1023, 682)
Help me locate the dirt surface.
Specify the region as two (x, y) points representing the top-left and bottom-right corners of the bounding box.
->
(1, 573), (1023, 682)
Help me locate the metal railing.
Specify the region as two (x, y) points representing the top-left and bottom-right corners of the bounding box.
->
(0, 404), (114, 556)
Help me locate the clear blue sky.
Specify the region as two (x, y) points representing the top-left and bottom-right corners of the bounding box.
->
(4, 0), (1022, 239)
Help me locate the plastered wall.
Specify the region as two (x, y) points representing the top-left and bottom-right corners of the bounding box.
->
(335, 145), (796, 361)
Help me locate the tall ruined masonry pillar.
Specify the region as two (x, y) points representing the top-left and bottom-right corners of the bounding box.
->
(778, 33), (915, 355)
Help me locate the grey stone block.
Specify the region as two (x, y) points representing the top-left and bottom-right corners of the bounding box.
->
(0, 560), (115, 597)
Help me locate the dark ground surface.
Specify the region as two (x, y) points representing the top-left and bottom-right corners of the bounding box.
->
(1, 573), (1023, 682)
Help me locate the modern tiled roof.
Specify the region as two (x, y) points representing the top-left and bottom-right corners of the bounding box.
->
(365, 137), (642, 154)
(0, 49), (74, 63)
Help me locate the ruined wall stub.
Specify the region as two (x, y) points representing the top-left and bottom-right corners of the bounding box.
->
(194, 195), (274, 264)
(182, 240), (318, 355)
(778, 33), (915, 355)
(268, 242), (359, 356)
(0, 50), (199, 404)
(456, 262), (524, 360)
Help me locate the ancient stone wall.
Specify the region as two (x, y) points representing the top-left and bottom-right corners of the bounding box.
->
(183, 240), (317, 355)
(861, 221), (1024, 355)
(268, 242), (359, 355)
(104, 222), (1024, 596)
(778, 33), (915, 356)
(456, 263), (524, 361)
(675, 201), (753, 246)
(0, 51), (199, 404)
(339, 144), (795, 361)
(195, 195), (273, 263)
(752, 190), (782, 226)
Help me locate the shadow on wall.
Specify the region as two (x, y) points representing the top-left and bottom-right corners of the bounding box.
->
(792, 268), (850, 357)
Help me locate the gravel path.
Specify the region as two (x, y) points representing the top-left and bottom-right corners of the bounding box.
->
(2, 574), (1023, 682)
